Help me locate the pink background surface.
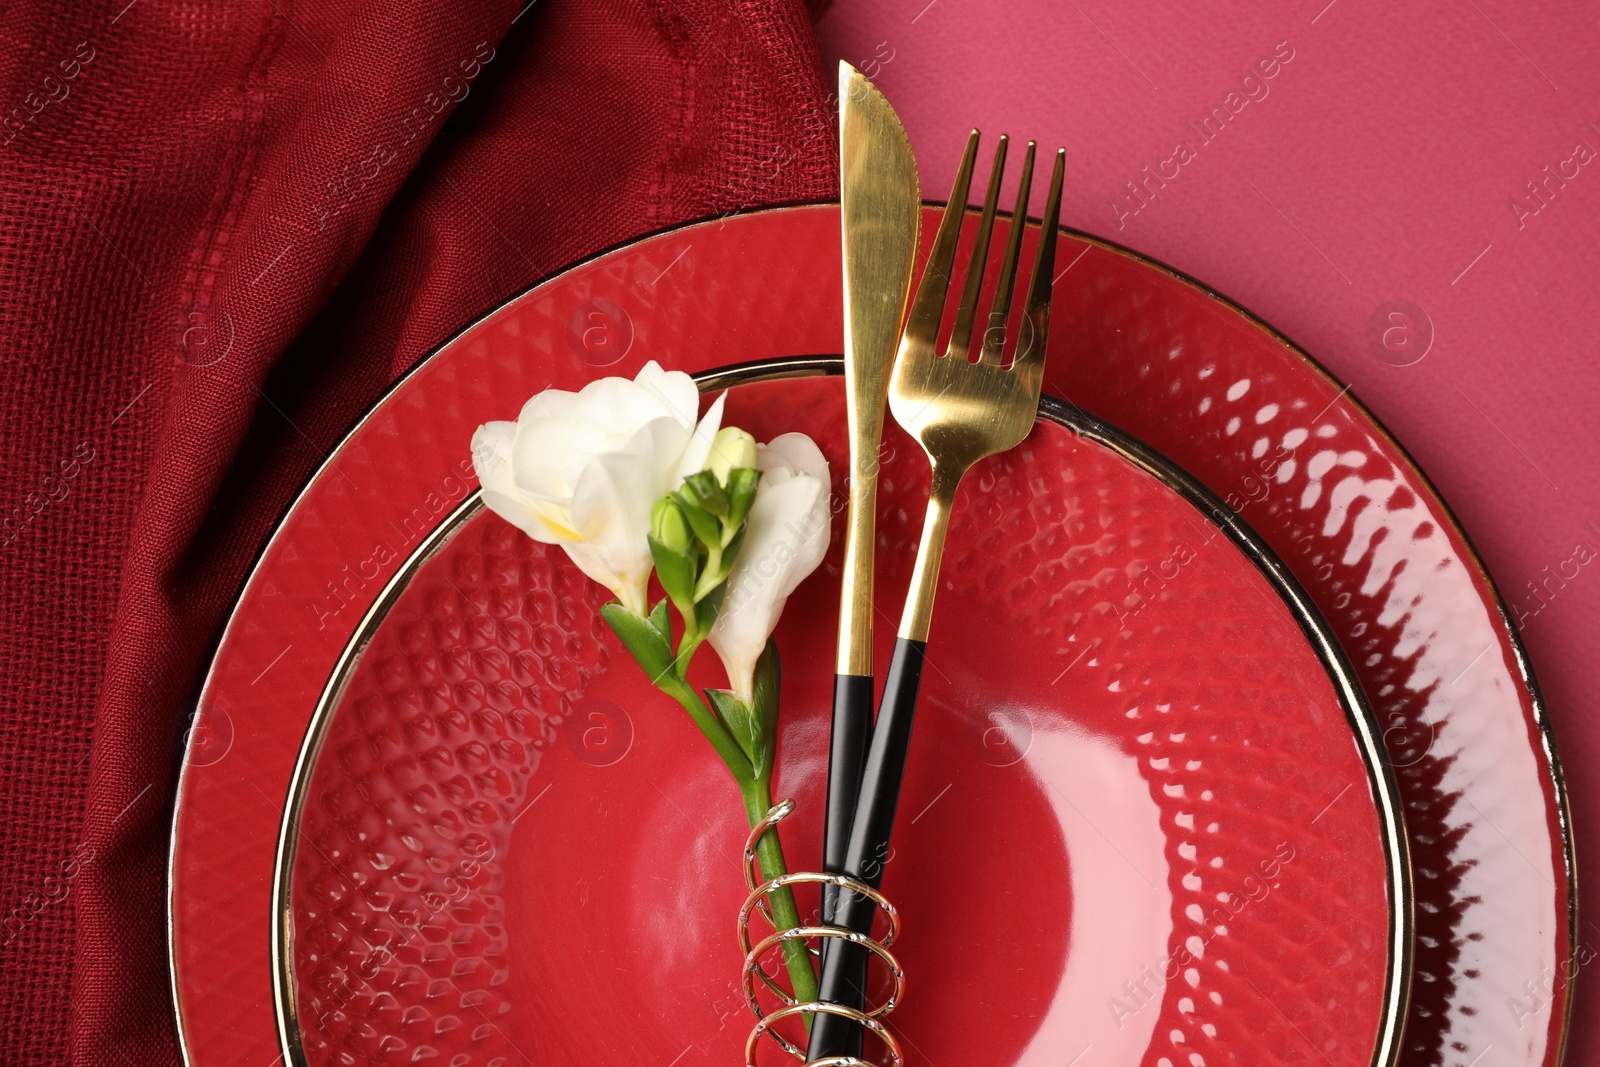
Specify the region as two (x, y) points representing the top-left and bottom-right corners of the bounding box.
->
(817, 1), (1599, 1061)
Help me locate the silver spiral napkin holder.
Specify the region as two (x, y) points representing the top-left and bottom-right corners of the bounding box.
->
(738, 799), (906, 1067)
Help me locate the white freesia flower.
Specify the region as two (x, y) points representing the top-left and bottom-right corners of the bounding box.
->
(709, 433), (832, 702)
(470, 361), (725, 615)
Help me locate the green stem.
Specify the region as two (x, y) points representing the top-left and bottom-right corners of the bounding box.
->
(656, 674), (754, 781)
(740, 777), (820, 1014)
(693, 542), (725, 602)
(652, 640), (816, 1015)
(673, 622), (706, 679)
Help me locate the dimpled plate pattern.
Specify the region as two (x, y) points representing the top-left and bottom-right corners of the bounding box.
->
(172, 205), (1569, 1067)
(290, 520), (611, 1066)
(1049, 242), (1567, 1067)
(282, 377), (1398, 1066)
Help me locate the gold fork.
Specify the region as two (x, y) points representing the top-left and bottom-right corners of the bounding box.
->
(808, 131), (1065, 1060)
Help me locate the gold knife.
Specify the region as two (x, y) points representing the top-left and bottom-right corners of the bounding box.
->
(824, 61), (920, 923)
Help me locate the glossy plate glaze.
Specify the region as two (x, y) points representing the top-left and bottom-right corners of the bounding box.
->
(273, 368), (1408, 1066)
(170, 205), (1573, 1067)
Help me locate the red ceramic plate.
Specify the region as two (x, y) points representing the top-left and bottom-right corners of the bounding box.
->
(170, 205), (1573, 1067)
(271, 365), (1408, 1067)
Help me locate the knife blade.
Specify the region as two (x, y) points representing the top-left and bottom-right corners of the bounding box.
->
(824, 61), (920, 931)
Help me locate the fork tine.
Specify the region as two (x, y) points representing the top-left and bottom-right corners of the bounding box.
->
(1015, 148), (1065, 373)
(903, 130), (980, 352)
(946, 135), (1009, 360)
(978, 140), (1036, 366)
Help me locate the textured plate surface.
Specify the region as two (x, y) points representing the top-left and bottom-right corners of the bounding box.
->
(171, 205), (1571, 1067)
(278, 373), (1405, 1066)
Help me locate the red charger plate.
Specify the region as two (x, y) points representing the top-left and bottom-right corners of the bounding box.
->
(170, 205), (1574, 1067)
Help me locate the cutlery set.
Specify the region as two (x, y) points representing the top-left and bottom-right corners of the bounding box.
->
(802, 61), (1066, 1062)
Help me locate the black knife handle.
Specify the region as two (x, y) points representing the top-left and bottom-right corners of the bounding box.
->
(822, 672), (876, 923)
(808, 637), (927, 1060)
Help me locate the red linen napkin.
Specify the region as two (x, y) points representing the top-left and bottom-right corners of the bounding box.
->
(0, 1), (836, 1062)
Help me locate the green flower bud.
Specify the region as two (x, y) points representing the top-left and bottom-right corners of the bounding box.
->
(649, 496), (699, 620)
(706, 427), (758, 485)
(651, 496), (694, 555)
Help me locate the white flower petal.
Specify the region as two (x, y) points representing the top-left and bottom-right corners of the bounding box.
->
(472, 422), (567, 544)
(471, 421), (518, 495)
(567, 378), (675, 437)
(709, 438), (831, 701)
(512, 415), (619, 497)
(568, 449), (662, 613)
(560, 541), (636, 609)
(761, 432), (829, 479)
(555, 361), (697, 442)
(633, 360), (702, 430)
(481, 489), (567, 543)
(624, 416), (693, 475)
(518, 388), (578, 423)
(755, 431), (829, 489)
(671, 391), (727, 487)
(740, 477), (830, 606)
